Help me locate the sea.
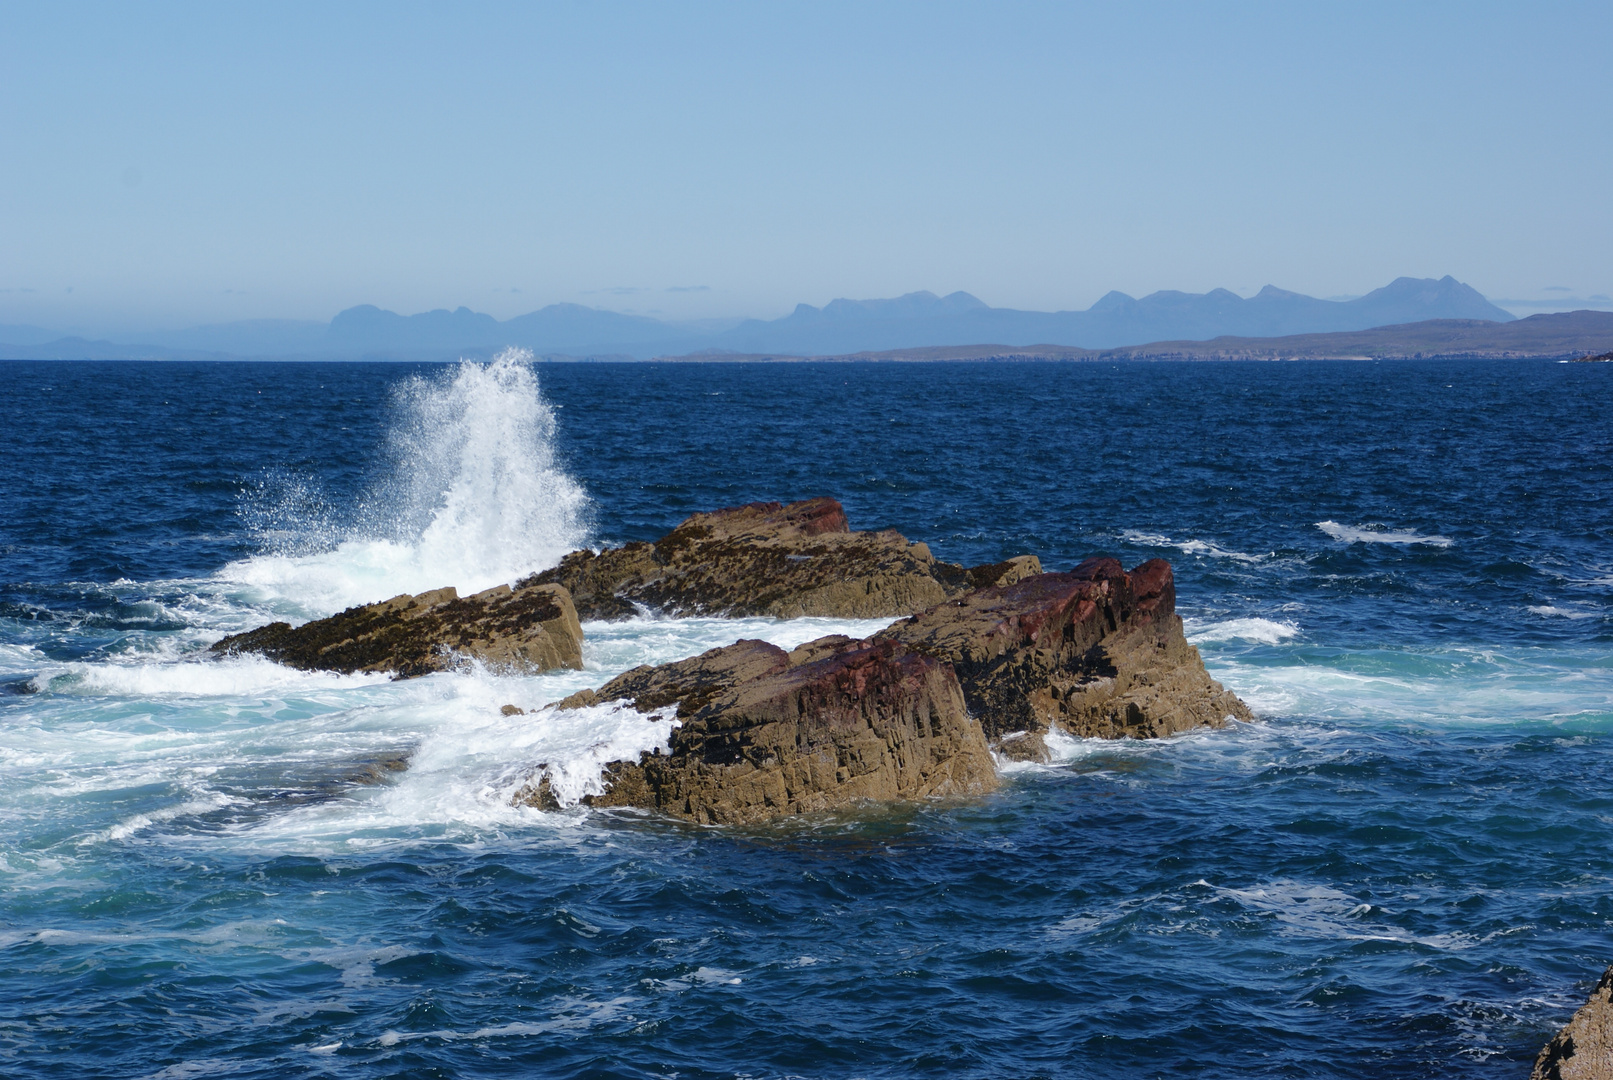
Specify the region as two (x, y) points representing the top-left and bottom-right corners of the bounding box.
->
(1, 352), (1609, 1078)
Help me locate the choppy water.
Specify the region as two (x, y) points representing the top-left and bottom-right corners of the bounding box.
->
(1, 352), (1609, 1078)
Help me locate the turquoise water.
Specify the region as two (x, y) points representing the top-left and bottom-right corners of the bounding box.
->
(0, 355), (1609, 1077)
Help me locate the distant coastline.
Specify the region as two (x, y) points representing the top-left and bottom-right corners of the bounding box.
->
(5, 309), (1611, 366)
(655, 310), (1613, 363)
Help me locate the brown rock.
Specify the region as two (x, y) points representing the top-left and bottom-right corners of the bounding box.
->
(1535, 967), (1613, 1080)
(211, 581), (584, 677)
(523, 496), (1041, 621)
(877, 557), (1251, 750)
(525, 635), (997, 824)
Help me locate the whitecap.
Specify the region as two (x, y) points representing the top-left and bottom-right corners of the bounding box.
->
(1183, 617), (1301, 645)
(1122, 530), (1267, 564)
(1316, 520), (1452, 547)
(1528, 605), (1598, 620)
(34, 654), (390, 698)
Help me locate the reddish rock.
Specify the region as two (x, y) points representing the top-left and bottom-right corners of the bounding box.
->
(878, 557), (1250, 752)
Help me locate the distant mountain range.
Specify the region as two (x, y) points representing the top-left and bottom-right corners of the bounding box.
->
(708, 310), (1612, 363)
(0, 276), (1524, 361)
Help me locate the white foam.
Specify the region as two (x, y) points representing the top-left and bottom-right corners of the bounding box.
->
(218, 350), (590, 617)
(1528, 605), (1598, 620)
(1123, 530), (1267, 564)
(1207, 646), (1613, 728)
(35, 655), (390, 698)
(1316, 521), (1452, 547)
(1183, 617), (1302, 645)
(1208, 880), (1473, 950)
(373, 997), (633, 1045)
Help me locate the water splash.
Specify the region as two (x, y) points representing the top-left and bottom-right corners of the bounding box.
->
(221, 350), (590, 616)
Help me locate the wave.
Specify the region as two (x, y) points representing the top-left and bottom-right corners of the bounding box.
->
(0, 613), (902, 860)
(1183, 617), (1302, 645)
(1206, 645), (1613, 729)
(1122, 530), (1267, 564)
(218, 350), (590, 618)
(1316, 520), (1452, 547)
(1527, 605), (1599, 620)
(32, 654), (391, 698)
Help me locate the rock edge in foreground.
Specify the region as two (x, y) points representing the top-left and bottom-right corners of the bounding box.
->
(1534, 967), (1613, 1080)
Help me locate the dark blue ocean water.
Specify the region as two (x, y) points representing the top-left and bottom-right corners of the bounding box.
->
(1, 356), (1610, 1078)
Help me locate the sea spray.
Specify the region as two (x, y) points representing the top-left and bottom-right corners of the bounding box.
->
(221, 350), (590, 617)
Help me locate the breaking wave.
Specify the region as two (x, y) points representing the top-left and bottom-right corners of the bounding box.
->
(220, 350), (590, 618)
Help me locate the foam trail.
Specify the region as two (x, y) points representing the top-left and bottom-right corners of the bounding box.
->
(1183, 617), (1301, 645)
(1123, 530), (1266, 564)
(219, 350), (590, 617)
(1316, 521), (1452, 547)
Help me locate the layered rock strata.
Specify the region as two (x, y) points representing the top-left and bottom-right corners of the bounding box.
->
(1534, 967), (1613, 1080)
(211, 581), (584, 677)
(523, 634), (997, 825)
(523, 496), (1041, 621)
(878, 556), (1250, 759)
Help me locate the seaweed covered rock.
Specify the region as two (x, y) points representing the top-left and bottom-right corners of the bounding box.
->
(877, 557), (1250, 758)
(1534, 967), (1613, 1080)
(211, 581), (584, 677)
(523, 497), (1040, 621)
(525, 634), (996, 824)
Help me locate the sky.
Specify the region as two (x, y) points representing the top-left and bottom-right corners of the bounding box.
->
(1, 1), (1610, 335)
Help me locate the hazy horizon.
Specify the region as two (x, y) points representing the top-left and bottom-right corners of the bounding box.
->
(3, 1), (1611, 336)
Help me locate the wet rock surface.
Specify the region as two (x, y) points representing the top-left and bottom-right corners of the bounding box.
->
(523, 497), (1040, 621)
(525, 634), (997, 825)
(877, 556), (1251, 752)
(211, 581), (584, 677)
(1534, 967), (1613, 1080)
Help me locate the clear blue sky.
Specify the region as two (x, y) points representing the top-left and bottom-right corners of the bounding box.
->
(2, 1), (1609, 334)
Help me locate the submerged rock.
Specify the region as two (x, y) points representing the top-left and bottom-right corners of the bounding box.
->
(523, 497), (1040, 621)
(879, 557), (1251, 755)
(524, 634), (997, 824)
(1534, 967), (1613, 1080)
(211, 581), (584, 677)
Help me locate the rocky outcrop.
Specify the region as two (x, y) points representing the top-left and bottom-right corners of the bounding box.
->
(877, 557), (1250, 759)
(1534, 967), (1613, 1080)
(523, 497), (1041, 621)
(211, 581), (584, 677)
(520, 554), (1246, 822)
(522, 634), (997, 824)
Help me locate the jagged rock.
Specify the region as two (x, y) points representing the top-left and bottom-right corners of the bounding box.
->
(211, 581), (584, 677)
(523, 496), (1041, 621)
(876, 557), (1251, 752)
(526, 635), (997, 824)
(1534, 967), (1613, 1080)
